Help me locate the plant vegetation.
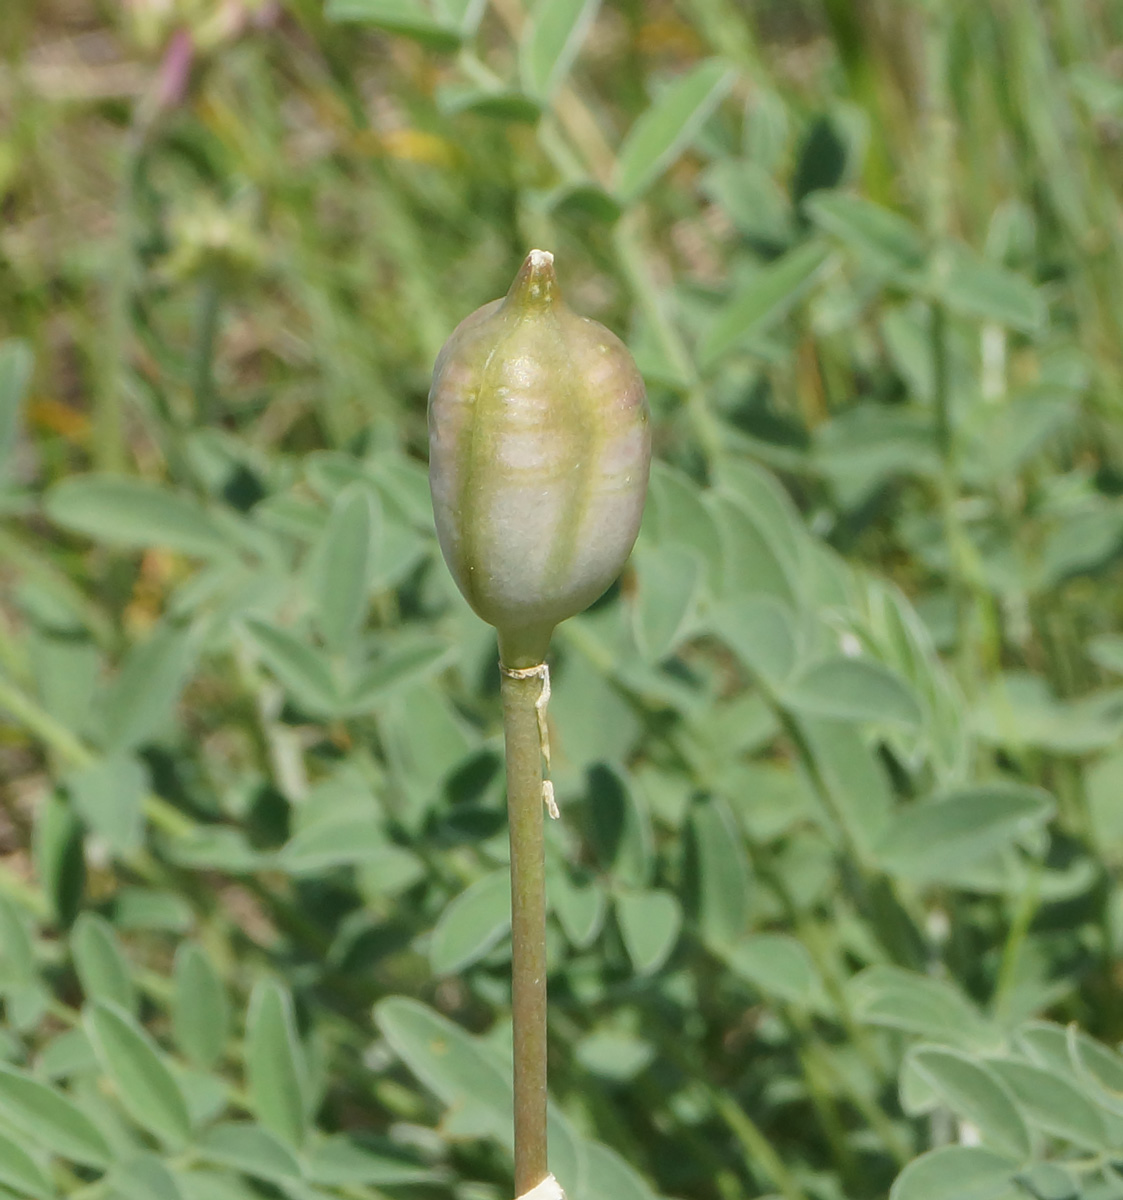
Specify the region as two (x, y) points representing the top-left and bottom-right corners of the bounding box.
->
(3, 2), (1123, 1199)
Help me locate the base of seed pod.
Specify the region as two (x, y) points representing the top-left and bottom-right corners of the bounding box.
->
(498, 623), (556, 672)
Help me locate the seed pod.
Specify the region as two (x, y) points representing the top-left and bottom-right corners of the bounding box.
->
(428, 250), (651, 669)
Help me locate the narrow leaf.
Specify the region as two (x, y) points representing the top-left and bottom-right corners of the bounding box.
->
(243, 618), (338, 715)
(85, 999), (192, 1147)
(245, 981), (308, 1149)
(71, 913), (136, 1013)
(0, 340), (32, 478)
(45, 476), (229, 557)
(323, 0), (460, 50)
(803, 192), (926, 274)
(700, 241), (829, 365)
(196, 1122), (302, 1183)
(521, 0), (601, 100)
(0, 1127), (54, 1200)
(0, 1063), (111, 1167)
(934, 246), (1044, 332)
(687, 796), (751, 951)
(907, 1046), (1032, 1160)
(172, 944), (230, 1070)
(614, 60), (735, 202)
(0, 898), (35, 988)
(101, 625), (194, 752)
(313, 485), (376, 654)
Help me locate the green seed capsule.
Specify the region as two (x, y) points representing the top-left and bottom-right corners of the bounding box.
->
(428, 250), (651, 669)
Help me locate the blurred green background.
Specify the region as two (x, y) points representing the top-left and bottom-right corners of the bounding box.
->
(4, 2), (1123, 1199)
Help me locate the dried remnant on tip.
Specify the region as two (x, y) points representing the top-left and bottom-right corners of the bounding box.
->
(508, 248), (559, 308)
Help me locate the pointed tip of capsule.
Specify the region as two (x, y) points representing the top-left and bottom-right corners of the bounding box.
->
(505, 248), (561, 311)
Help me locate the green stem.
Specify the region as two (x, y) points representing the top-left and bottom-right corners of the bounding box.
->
(500, 665), (550, 1195)
(991, 853), (1044, 1021)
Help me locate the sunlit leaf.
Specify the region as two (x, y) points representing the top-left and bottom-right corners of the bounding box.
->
(521, 0), (601, 100)
(614, 60), (735, 202)
(45, 476), (230, 557)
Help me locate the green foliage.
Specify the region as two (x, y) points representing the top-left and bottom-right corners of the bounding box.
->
(4, 1), (1123, 1199)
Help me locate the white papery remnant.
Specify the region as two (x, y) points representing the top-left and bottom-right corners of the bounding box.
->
(516, 1174), (566, 1200)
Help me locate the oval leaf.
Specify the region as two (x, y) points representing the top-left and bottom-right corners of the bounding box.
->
(376, 997), (511, 1136)
(934, 247), (1044, 333)
(709, 596), (798, 687)
(101, 624), (195, 752)
(781, 657), (923, 726)
(71, 913), (136, 1014)
(632, 544), (701, 663)
(306, 1137), (438, 1186)
(0, 339), (32, 478)
(67, 753), (147, 854)
(890, 1146), (1017, 1200)
(722, 933), (819, 1006)
(429, 869), (512, 976)
(615, 889), (681, 975)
